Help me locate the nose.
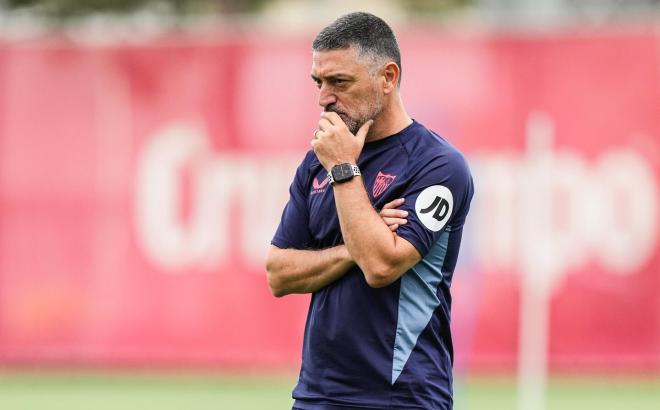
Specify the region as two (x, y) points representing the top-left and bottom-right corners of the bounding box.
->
(318, 83), (337, 108)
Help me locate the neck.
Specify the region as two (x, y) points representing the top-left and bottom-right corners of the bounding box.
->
(365, 93), (412, 143)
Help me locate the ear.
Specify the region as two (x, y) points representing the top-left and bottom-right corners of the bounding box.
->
(381, 62), (400, 95)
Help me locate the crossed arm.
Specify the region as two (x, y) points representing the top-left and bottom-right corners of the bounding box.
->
(266, 199), (410, 296)
(266, 245), (352, 297)
(332, 179), (422, 288)
(266, 198), (416, 297)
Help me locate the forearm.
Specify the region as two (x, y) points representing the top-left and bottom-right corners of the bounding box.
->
(333, 177), (419, 287)
(309, 111), (419, 287)
(266, 245), (354, 297)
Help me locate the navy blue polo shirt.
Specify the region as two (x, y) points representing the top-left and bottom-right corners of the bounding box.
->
(272, 120), (474, 410)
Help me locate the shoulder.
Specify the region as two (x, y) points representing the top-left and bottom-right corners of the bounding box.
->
(403, 121), (472, 178)
(290, 150), (316, 186)
(302, 149), (324, 169)
(292, 150), (325, 187)
(294, 149), (321, 173)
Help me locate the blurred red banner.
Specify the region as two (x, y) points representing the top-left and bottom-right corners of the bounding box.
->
(0, 29), (658, 372)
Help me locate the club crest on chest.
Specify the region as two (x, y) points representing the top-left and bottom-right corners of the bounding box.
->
(373, 171), (396, 198)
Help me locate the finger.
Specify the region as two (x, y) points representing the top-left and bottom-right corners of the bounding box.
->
(317, 118), (333, 132)
(321, 111), (342, 125)
(380, 209), (409, 219)
(382, 198), (405, 210)
(355, 119), (373, 145)
(313, 129), (328, 140)
(382, 217), (408, 226)
(380, 207), (407, 216)
(389, 224), (399, 232)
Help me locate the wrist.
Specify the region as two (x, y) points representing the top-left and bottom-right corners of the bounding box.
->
(326, 159), (357, 170)
(331, 175), (363, 191)
(328, 163), (361, 185)
(338, 244), (354, 263)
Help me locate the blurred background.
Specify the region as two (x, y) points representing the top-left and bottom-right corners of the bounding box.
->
(0, 1), (659, 409)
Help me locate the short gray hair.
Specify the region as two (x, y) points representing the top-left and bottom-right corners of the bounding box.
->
(313, 12), (402, 85)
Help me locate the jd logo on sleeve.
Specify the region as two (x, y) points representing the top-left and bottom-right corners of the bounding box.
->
(415, 185), (453, 232)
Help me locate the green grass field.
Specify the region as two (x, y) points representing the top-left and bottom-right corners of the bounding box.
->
(0, 371), (658, 410)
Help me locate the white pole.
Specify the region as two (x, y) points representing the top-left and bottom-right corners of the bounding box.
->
(517, 265), (550, 410)
(517, 112), (558, 410)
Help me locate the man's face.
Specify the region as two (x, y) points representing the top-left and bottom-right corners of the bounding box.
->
(311, 47), (383, 135)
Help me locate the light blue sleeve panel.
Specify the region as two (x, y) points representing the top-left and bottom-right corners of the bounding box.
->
(391, 230), (449, 384)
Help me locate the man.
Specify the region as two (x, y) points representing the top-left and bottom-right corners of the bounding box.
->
(266, 12), (474, 410)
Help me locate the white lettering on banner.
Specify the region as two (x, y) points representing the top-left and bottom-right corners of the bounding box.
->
(134, 122), (226, 271)
(134, 122), (293, 273)
(469, 112), (658, 286)
(134, 120), (658, 278)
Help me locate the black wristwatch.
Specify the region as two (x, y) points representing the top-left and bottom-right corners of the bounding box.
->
(328, 163), (361, 185)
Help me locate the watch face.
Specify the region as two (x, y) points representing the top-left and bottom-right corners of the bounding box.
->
(332, 163), (354, 183)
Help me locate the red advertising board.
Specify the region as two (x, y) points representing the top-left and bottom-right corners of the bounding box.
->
(0, 28), (658, 371)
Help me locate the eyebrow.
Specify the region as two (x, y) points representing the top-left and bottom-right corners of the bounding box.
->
(311, 73), (354, 82)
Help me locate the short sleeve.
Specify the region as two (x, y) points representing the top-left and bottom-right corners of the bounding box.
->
(271, 153), (314, 249)
(395, 151), (474, 257)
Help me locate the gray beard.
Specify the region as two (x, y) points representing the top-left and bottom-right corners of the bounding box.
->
(326, 102), (381, 135)
(335, 111), (370, 135)
(343, 116), (361, 135)
(325, 106), (361, 135)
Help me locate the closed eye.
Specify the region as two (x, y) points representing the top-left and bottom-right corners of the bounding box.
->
(333, 79), (346, 86)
